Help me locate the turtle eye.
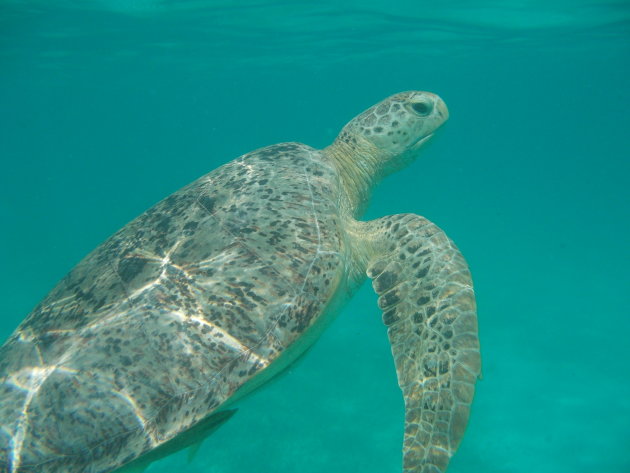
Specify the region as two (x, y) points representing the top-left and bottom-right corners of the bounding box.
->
(410, 101), (433, 116)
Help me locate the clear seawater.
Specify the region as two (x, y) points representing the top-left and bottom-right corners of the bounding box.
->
(0, 1), (628, 472)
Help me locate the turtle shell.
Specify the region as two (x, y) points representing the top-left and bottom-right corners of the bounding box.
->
(0, 142), (345, 472)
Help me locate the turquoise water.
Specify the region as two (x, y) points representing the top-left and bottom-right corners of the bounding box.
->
(1, 1), (628, 472)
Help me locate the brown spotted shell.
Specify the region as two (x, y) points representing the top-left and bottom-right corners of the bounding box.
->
(0, 142), (346, 473)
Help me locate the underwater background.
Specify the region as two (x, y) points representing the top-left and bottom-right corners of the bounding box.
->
(0, 1), (628, 472)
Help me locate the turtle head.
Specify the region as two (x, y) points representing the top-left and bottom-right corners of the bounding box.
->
(326, 91), (449, 215)
(334, 91), (449, 175)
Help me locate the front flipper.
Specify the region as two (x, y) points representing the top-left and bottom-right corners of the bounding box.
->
(365, 214), (481, 473)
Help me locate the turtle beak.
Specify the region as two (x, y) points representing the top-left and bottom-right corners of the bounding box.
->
(410, 133), (434, 151)
(435, 97), (449, 122)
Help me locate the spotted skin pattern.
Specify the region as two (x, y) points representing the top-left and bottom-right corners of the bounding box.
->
(366, 215), (480, 473)
(338, 96), (417, 147)
(0, 91), (480, 473)
(0, 143), (345, 472)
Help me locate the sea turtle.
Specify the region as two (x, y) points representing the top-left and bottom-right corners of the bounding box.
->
(0, 90), (481, 473)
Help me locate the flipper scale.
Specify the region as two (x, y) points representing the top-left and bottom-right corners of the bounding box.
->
(366, 214), (480, 473)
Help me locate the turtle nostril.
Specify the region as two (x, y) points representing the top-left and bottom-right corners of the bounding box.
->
(436, 100), (449, 121)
